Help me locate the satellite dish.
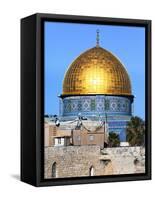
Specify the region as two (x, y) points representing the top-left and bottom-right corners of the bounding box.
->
(54, 116), (60, 127)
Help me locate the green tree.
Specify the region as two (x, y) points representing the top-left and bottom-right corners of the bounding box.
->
(126, 116), (145, 146)
(108, 132), (120, 147)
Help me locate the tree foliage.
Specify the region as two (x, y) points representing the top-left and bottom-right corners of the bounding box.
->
(108, 132), (120, 147)
(126, 116), (145, 146)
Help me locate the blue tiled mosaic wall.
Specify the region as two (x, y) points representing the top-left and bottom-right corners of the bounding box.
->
(60, 95), (132, 117)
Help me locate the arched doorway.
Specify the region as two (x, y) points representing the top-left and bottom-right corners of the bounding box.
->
(89, 166), (95, 176)
(52, 162), (57, 178)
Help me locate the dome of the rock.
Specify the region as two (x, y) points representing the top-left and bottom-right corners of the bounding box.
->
(59, 31), (134, 142)
(62, 46), (132, 96)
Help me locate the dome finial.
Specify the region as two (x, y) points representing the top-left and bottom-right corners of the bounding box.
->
(96, 29), (100, 47)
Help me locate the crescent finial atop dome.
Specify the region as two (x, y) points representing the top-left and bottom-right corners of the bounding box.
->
(96, 29), (100, 47)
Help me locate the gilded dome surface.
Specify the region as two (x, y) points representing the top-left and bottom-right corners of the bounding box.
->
(62, 46), (132, 96)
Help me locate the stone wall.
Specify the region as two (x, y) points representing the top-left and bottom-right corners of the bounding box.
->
(102, 146), (145, 175)
(44, 146), (145, 179)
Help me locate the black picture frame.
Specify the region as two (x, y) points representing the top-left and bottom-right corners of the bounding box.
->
(21, 13), (151, 187)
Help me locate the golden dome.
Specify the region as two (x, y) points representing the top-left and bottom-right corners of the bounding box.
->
(62, 46), (132, 96)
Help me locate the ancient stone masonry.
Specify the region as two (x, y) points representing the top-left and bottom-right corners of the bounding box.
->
(102, 146), (145, 175)
(44, 146), (145, 179)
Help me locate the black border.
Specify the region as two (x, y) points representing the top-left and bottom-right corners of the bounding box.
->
(21, 13), (151, 187)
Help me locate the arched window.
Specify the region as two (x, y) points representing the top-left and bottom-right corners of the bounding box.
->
(89, 166), (95, 176)
(52, 162), (57, 178)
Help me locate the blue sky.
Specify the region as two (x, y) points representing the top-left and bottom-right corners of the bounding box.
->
(44, 21), (145, 119)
